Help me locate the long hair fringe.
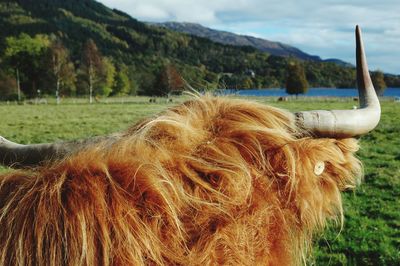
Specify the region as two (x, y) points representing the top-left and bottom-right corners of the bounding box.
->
(0, 95), (361, 265)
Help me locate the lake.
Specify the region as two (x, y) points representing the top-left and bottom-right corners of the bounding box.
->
(218, 88), (400, 97)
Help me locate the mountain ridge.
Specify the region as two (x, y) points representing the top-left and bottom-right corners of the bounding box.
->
(153, 22), (321, 60)
(153, 21), (352, 67)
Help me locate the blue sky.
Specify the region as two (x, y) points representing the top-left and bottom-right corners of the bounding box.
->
(98, 0), (400, 74)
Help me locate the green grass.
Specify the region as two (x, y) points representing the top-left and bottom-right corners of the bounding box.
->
(0, 96), (399, 265)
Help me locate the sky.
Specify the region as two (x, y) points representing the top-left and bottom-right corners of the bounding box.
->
(98, 0), (400, 74)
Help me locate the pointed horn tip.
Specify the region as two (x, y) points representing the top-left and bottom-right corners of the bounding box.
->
(356, 25), (362, 40)
(294, 24), (380, 137)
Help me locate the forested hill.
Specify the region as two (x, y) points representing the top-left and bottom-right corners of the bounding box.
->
(154, 22), (322, 61)
(0, 0), (398, 99)
(155, 22), (355, 67)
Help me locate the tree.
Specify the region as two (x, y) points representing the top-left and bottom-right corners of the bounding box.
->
(58, 61), (77, 96)
(241, 77), (254, 89)
(0, 70), (18, 101)
(152, 64), (185, 96)
(384, 74), (400, 88)
(96, 57), (115, 97)
(112, 64), (130, 96)
(371, 70), (387, 96)
(126, 66), (139, 96)
(285, 62), (308, 97)
(81, 39), (104, 103)
(46, 39), (76, 103)
(4, 33), (50, 99)
(137, 72), (156, 96)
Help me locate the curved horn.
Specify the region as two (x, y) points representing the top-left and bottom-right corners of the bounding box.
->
(0, 135), (120, 168)
(295, 25), (381, 138)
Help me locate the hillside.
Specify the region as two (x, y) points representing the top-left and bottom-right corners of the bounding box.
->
(154, 22), (322, 61)
(0, 0), (398, 99)
(154, 21), (354, 68)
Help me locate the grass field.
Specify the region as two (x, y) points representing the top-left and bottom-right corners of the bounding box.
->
(0, 96), (399, 265)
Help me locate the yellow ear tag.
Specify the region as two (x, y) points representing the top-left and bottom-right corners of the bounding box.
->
(314, 161), (325, 176)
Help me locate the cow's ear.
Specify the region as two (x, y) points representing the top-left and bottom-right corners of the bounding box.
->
(324, 138), (362, 190)
(291, 138), (362, 188)
(277, 138), (362, 230)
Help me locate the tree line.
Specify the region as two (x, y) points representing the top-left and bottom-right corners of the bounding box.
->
(0, 1), (397, 102)
(0, 33), (140, 101)
(285, 60), (388, 97)
(0, 33), (391, 102)
(0, 33), (201, 102)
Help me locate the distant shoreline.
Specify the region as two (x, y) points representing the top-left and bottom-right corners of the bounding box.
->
(218, 87), (400, 97)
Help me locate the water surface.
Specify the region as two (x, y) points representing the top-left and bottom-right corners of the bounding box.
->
(219, 88), (400, 97)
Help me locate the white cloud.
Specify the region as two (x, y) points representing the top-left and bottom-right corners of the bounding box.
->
(133, 4), (169, 20)
(99, 0), (233, 23)
(98, 0), (400, 74)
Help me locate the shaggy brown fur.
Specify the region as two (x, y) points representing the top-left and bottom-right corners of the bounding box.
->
(0, 96), (361, 265)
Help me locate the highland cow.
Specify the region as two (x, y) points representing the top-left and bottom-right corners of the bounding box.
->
(0, 27), (380, 265)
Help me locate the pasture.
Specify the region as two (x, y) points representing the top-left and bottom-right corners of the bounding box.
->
(0, 96), (399, 265)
